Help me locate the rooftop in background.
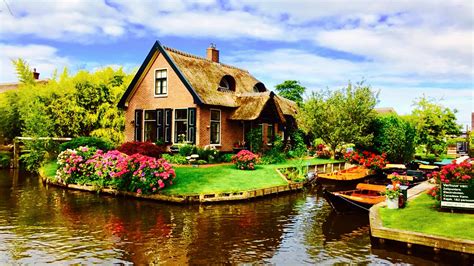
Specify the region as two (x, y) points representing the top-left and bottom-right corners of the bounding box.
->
(374, 107), (397, 115)
(0, 69), (48, 94)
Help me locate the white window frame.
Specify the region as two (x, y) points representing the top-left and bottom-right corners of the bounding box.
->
(154, 68), (168, 97)
(210, 109), (221, 146)
(174, 108), (188, 143)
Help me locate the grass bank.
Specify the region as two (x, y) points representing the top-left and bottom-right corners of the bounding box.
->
(41, 158), (339, 196)
(380, 193), (474, 241)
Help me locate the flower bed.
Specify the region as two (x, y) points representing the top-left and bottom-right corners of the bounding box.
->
(55, 146), (175, 194)
(344, 150), (388, 171)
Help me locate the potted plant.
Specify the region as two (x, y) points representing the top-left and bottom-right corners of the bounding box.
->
(382, 184), (401, 209)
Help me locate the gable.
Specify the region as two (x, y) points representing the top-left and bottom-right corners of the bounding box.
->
(118, 41), (202, 108)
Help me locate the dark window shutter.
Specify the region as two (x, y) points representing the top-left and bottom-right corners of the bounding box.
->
(134, 109), (143, 141)
(156, 109), (164, 142)
(187, 108), (196, 144)
(164, 109), (172, 144)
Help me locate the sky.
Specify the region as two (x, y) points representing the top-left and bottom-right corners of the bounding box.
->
(0, 0), (472, 127)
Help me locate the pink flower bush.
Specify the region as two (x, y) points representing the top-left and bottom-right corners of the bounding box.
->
(55, 146), (175, 194)
(232, 150), (259, 170)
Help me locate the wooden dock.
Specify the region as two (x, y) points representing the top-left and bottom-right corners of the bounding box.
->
(370, 181), (474, 254)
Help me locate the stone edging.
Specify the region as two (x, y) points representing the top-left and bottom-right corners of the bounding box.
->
(369, 181), (474, 254)
(40, 169), (305, 204)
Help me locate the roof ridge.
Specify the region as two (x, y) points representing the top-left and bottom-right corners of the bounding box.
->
(163, 46), (250, 73)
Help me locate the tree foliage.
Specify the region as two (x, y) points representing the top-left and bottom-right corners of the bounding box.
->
(406, 97), (461, 156)
(0, 59), (134, 171)
(365, 114), (416, 163)
(275, 80), (306, 105)
(0, 60), (132, 144)
(298, 82), (378, 157)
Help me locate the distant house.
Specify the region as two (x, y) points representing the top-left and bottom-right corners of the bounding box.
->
(374, 107), (397, 115)
(0, 69), (47, 94)
(118, 41), (298, 151)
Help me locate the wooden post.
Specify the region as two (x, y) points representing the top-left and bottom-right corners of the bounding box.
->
(13, 138), (19, 169)
(331, 164), (334, 173)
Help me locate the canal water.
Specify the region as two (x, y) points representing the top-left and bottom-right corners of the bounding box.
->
(0, 170), (469, 264)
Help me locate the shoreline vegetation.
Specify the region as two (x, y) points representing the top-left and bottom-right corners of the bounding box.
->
(40, 158), (340, 198)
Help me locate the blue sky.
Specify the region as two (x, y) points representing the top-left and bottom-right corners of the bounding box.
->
(1, 0), (472, 127)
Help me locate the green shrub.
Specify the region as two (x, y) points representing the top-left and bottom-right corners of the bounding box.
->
(162, 154), (188, 164)
(0, 152), (10, 168)
(196, 146), (220, 163)
(178, 144), (196, 156)
(196, 159), (207, 165)
(219, 153), (234, 163)
(20, 139), (60, 172)
(60, 136), (114, 152)
(286, 130), (307, 158)
(260, 139), (286, 164)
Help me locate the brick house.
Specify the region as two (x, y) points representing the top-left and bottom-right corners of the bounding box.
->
(118, 41), (298, 152)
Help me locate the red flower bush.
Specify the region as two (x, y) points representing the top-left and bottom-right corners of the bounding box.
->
(427, 161), (473, 201)
(344, 150), (388, 170)
(232, 150), (259, 170)
(117, 141), (166, 159)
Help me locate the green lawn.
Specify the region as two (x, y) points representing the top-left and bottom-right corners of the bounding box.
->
(380, 193), (474, 241)
(39, 158), (340, 196)
(162, 158), (339, 195)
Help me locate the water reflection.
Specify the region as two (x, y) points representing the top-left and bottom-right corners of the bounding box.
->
(0, 170), (470, 264)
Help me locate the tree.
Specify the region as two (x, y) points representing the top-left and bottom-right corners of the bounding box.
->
(275, 80), (306, 105)
(407, 97), (461, 156)
(365, 114), (416, 163)
(298, 82), (378, 158)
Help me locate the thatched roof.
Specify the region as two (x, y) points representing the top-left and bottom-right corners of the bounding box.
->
(374, 107), (397, 115)
(165, 46), (262, 107)
(118, 41), (298, 121)
(0, 80), (48, 94)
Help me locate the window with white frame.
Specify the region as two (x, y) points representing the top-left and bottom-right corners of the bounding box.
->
(267, 123), (274, 144)
(174, 109), (188, 143)
(210, 109), (221, 145)
(155, 69), (167, 96)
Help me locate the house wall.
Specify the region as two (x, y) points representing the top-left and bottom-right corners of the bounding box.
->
(199, 106), (244, 152)
(124, 51), (197, 142)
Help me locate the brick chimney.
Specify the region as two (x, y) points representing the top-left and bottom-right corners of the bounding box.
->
(206, 43), (219, 63)
(33, 68), (40, 80)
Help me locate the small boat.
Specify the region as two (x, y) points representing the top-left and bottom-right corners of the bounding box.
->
(318, 166), (371, 182)
(324, 183), (386, 213)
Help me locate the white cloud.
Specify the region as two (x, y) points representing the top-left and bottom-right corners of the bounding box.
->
(0, 43), (70, 82)
(225, 48), (473, 127)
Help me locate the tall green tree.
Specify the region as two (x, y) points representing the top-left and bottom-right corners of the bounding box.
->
(407, 97), (461, 156)
(298, 82), (378, 157)
(366, 114), (416, 163)
(275, 80), (306, 105)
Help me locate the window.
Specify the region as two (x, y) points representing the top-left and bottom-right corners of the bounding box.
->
(217, 75), (235, 92)
(253, 82), (266, 93)
(210, 109), (221, 145)
(267, 123), (274, 144)
(144, 110), (157, 142)
(174, 109), (188, 143)
(155, 69), (167, 96)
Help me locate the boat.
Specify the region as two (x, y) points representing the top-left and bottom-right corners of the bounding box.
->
(317, 166), (372, 183)
(323, 183), (386, 213)
(382, 164), (426, 186)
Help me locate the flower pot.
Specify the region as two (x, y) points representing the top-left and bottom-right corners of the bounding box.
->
(386, 197), (399, 209)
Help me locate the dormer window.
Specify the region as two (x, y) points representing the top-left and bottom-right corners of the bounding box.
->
(218, 75), (235, 92)
(155, 69), (167, 96)
(253, 82), (266, 93)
